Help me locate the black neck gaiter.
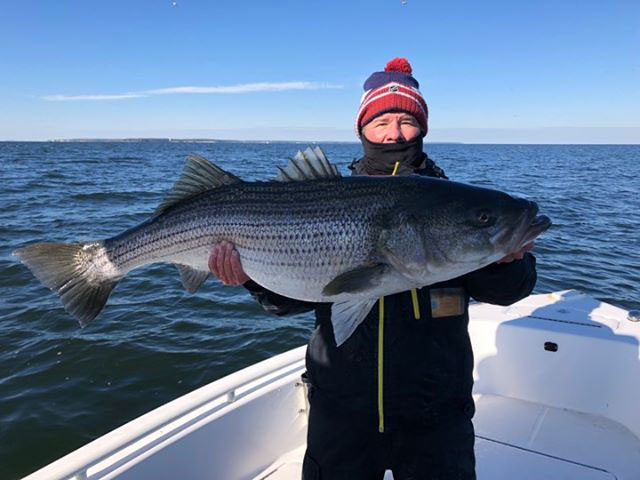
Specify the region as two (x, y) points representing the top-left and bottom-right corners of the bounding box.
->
(358, 135), (426, 176)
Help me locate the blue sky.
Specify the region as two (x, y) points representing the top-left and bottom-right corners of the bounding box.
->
(1, 0), (638, 143)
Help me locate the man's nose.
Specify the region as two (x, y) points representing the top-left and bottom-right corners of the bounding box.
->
(385, 121), (404, 143)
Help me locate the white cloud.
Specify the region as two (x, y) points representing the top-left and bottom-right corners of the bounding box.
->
(42, 82), (342, 101)
(145, 82), (341, 94)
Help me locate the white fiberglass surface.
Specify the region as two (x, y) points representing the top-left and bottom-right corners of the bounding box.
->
(470, 291), (640, 440)
(258, 439), (615, 480)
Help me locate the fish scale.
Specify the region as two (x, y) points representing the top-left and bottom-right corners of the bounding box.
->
(102, 178), (395, 299)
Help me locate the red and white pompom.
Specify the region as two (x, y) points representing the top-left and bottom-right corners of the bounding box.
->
(385, 58), (412, 74)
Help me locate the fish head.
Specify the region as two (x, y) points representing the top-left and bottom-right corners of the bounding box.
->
(411, 180), (551, 276)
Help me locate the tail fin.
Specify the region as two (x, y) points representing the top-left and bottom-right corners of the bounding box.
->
(13, 242), (119, 326)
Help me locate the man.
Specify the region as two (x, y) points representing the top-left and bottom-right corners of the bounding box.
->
(209, 58), (536, 479)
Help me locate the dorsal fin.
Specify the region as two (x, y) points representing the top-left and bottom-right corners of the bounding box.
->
(275, 146), (341, 182)
(155, 154), (240, 216)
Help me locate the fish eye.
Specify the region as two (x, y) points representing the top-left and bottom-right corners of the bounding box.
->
(471, 209), (495, 228)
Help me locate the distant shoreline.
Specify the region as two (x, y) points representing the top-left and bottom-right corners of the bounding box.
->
(0, 138), (637, 146)
(50, 138), (364, 144)
(0, 138), (463, 145)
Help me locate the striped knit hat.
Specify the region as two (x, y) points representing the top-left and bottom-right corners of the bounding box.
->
(355, 58), (428, 137)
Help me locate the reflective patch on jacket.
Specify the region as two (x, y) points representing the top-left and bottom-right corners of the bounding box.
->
(430, 288), (465, 318)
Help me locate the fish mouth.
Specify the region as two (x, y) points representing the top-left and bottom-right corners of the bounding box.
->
(521, 214), (552, 245)
(514, 202), (551, 249)
(491, 201), (552, 251)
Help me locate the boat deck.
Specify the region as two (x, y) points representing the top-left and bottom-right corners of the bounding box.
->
(261, 441), (613, 480)
(258, 393), (636, 479)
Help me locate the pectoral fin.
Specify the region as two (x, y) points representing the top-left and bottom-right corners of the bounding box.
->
(176, 265), (209, 293)
(331, 298), (378, 346)
(322, 264), (388, 296)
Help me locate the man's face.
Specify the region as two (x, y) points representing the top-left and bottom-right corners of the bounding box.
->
(362, 112), (422, 144)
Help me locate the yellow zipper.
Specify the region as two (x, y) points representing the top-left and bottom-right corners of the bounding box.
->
(411, 288), (421, 319)
(378, 296), (385, 433)
(376, 163), (423, 434)
(377, 162), (401, 433)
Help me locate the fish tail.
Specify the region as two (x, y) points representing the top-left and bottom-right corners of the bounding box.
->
(13, 242), (120, 326)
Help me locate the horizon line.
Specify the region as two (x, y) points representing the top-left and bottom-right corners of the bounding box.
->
(2, 137), (638, 146)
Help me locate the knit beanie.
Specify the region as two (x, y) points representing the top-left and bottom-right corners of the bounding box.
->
(355, 58), (428, 137)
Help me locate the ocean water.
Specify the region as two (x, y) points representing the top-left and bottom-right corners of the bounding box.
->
(1, 141), (638, 479)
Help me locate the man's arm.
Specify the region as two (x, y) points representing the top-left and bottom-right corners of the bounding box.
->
(464, 245), (538, 306)
(210, 241), (316, 316)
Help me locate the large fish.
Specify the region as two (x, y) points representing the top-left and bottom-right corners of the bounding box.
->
(14, 147), (551, 345)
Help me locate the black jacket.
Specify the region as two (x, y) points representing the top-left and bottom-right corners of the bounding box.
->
(243, 154), (537, 432)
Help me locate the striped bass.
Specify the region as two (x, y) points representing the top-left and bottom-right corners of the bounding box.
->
(13, 147), (551, 345)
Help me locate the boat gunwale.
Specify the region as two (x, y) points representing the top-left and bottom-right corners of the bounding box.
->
(23, 346), (307, 480)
